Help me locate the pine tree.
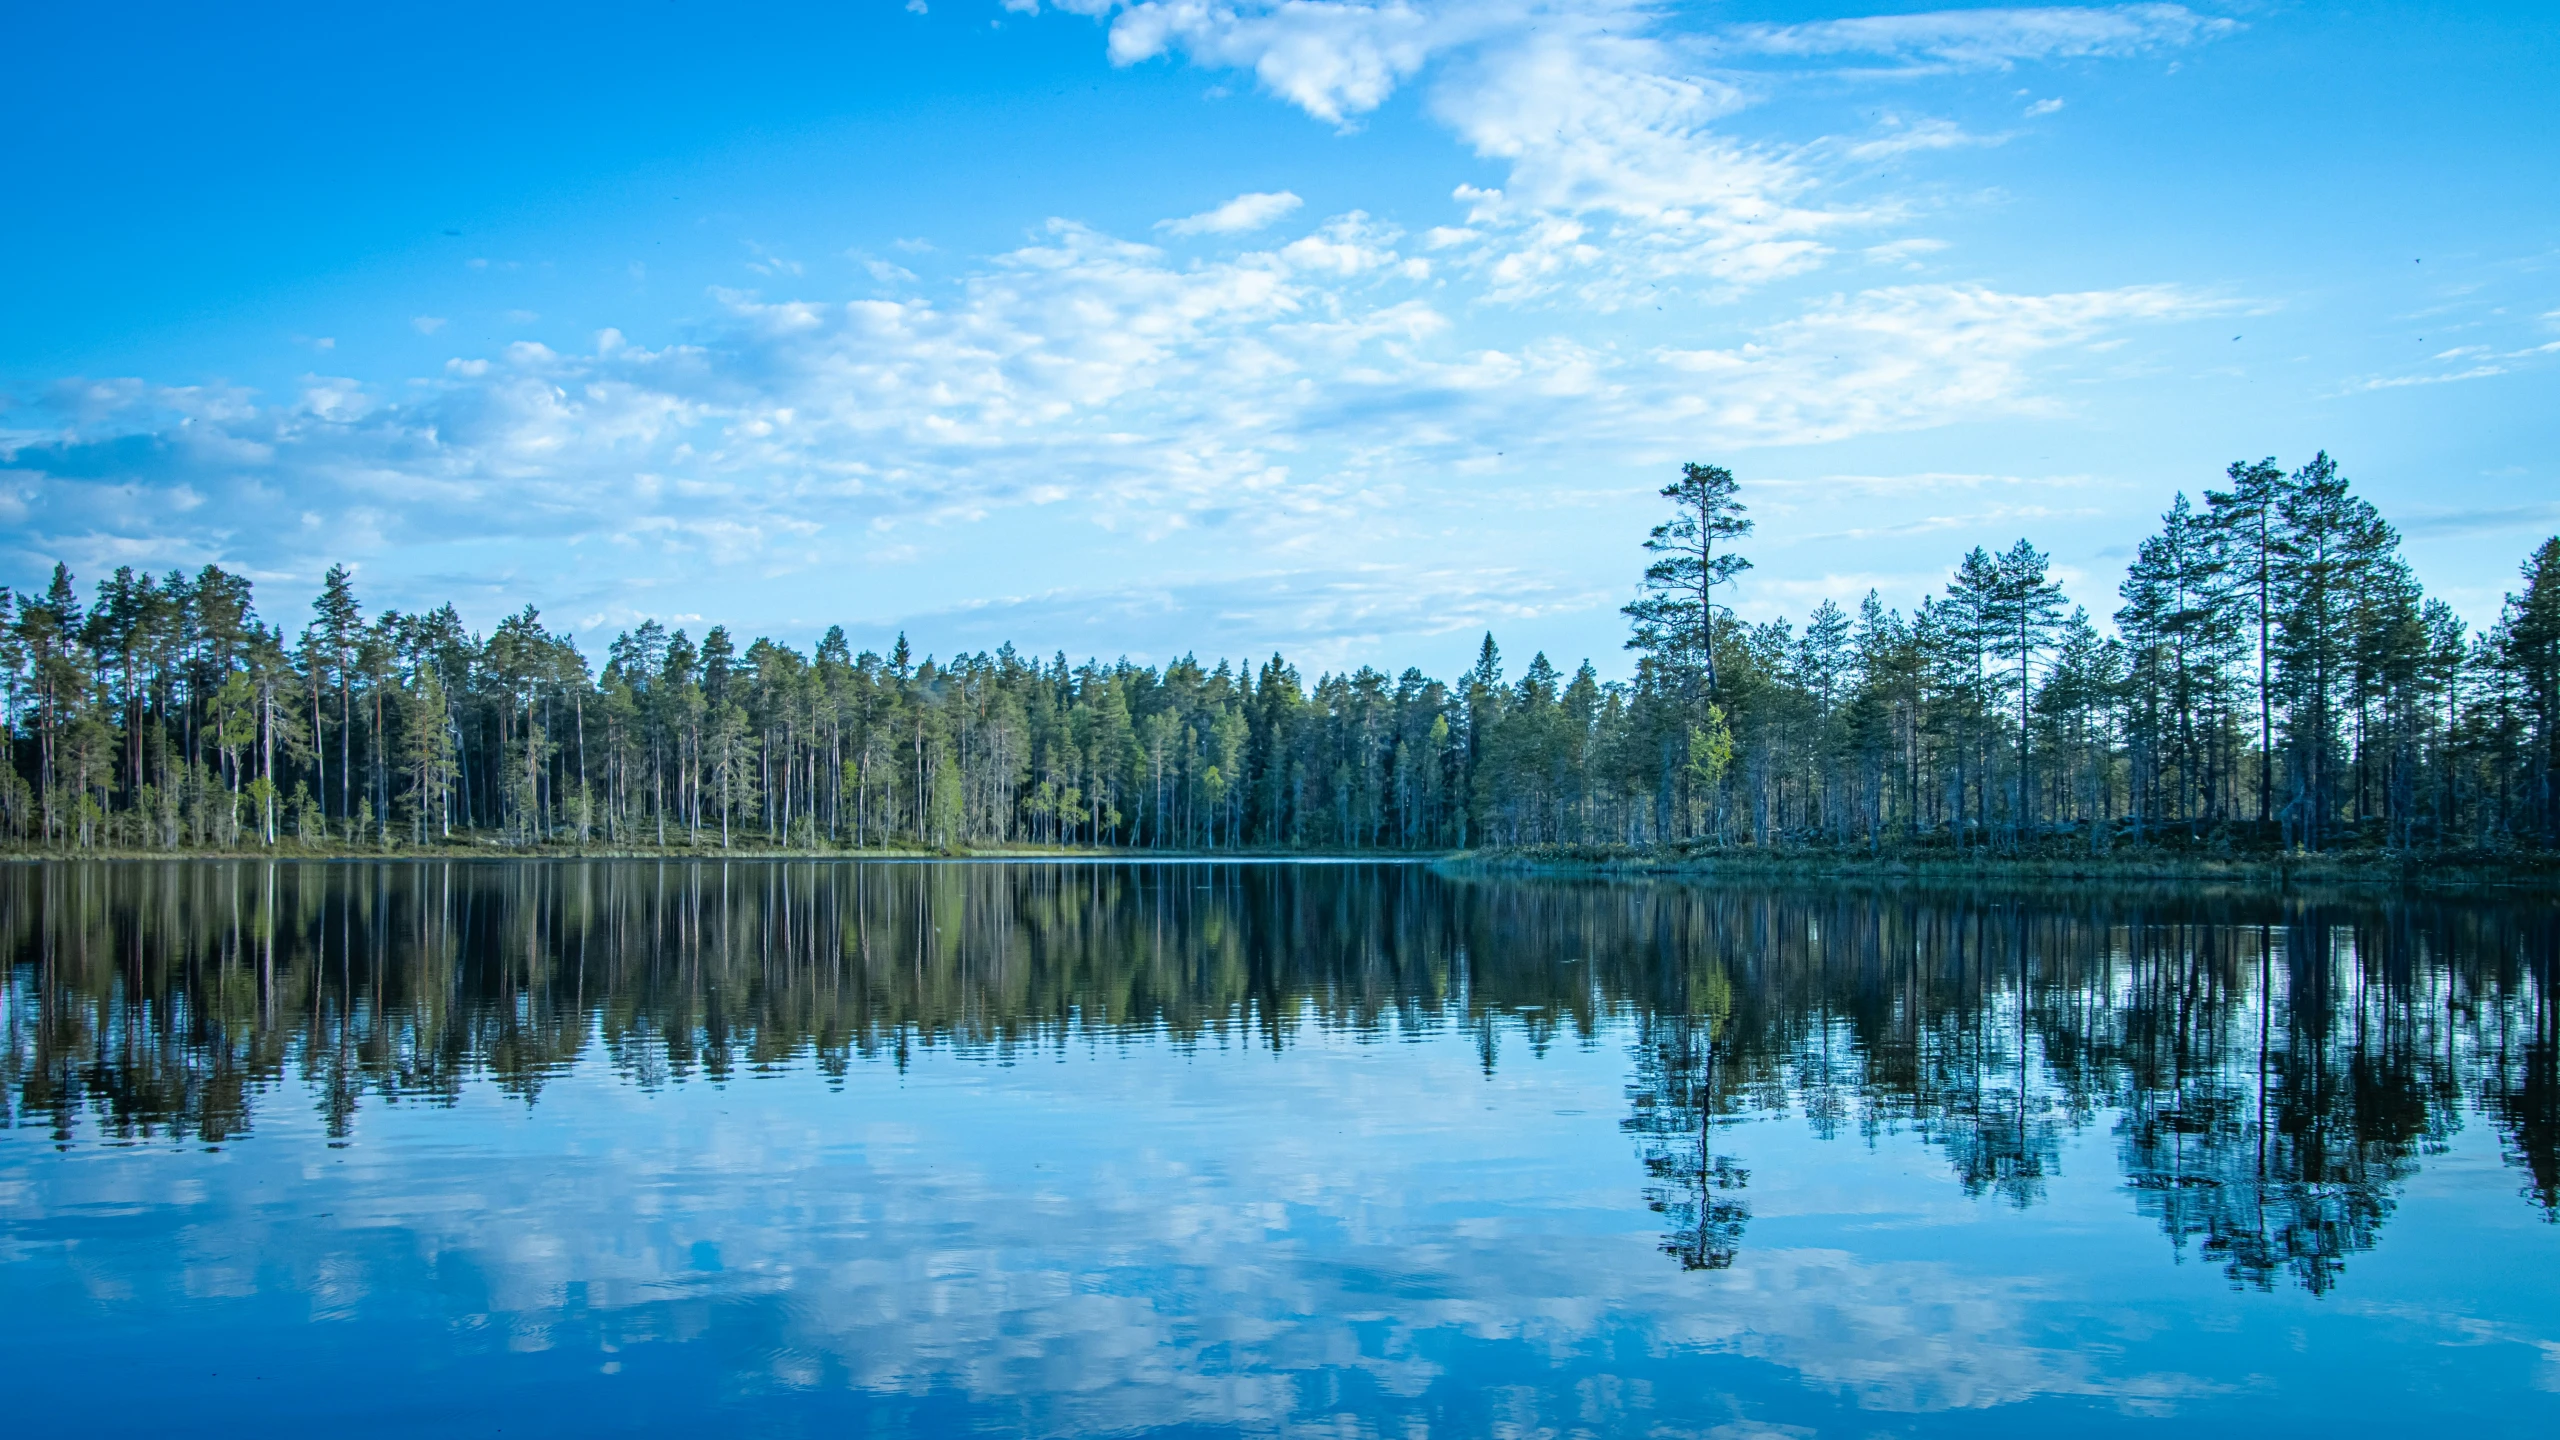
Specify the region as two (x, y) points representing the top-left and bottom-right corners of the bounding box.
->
(2206, 458), (2288, 823)
(1625, 462), (1752, 699)
(310, 563), (364, 826)
(2501, 537), (2560, 840)
(2269, 453), (2394, 848)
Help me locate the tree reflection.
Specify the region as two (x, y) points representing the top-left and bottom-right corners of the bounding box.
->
(1625, 1010), (1750, 1270)
(2, 861), (2554, 1292)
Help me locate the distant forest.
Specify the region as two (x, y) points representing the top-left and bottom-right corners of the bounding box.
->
(3, 452), (2557, 856)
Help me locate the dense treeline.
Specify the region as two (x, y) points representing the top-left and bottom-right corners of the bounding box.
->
(4, 451), (2556, 855)
(6, 861), (2553, 1287)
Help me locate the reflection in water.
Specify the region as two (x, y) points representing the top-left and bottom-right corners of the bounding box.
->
(1627, 1010), (1751, 1270)
(4, 860), (2557, 1299)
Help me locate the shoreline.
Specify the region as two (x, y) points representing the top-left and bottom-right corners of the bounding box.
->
(1435, 843), (2560, 893)
(0, 844), (1440, 865)
(4, 842), (2556, 892)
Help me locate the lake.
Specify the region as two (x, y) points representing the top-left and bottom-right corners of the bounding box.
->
(3, 860), (2555, 1436)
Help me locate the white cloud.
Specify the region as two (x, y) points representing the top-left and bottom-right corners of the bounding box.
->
(1843, 117), (1996, 161)
(991, 5), (2233, 320)
(1160, 190), (1304, 236)
(2354, 365), (2510, 391)
(1643, 282), (2211, 445)
(3, 213), (2203, 600)
(1025, 3), (1888, 308)
(744, 241), (804, 277)
(1865, 237), (1950, 267)
(2346, 338), (2560, 392)
(412, 316), (447, 335)
(1089, 0), (1485, 126)
(1717, 4), (2238, 70)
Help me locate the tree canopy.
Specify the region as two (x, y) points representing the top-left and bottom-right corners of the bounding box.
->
(3, 452), (2555, 856)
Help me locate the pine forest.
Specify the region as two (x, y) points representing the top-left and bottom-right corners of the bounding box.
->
(4, 452), (2558, 861)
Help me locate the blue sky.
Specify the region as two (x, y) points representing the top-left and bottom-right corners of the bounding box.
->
(4, 1), (2554, 675)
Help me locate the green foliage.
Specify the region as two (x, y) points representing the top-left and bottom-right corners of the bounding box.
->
(1625, 461), (1753, 697)
(1, 453), (2554, 855)
(1686, 708), (1734, 791)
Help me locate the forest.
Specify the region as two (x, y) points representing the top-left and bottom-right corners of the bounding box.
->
(2, 451), (2556, 857)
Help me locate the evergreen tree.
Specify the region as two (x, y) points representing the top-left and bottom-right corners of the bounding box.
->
(309, 563), (364, 825)
(2206, 458), (2289, 822)
(2499, 537), (2560, 839)
(1626, 462), (1752, 699)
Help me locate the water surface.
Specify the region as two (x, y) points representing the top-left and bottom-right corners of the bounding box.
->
(4, 860), (2555, 1436)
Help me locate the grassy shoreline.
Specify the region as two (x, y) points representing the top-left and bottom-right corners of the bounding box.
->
(1437, 842), (2560, 892)
(5, 840), (2555, 892)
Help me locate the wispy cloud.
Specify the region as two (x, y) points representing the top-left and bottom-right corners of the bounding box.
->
(2348, 340), (2560, 391)
(1648, 283), (2213, 445)
(1842, 117), (1997, 161)
(2355, 365), (2509, 391)
(1714, 4), (2238, 70)
(1161, 190), (1303, 236)
(1864, 237), (1950, 268)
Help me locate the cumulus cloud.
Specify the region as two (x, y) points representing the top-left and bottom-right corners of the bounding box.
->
(1160, 189), (1304, 236)
(1025, 3), (1847, 305)
(1079, 0), (1487, 126)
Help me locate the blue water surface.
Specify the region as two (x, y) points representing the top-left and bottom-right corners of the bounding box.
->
(3, 861), (2554, 1436)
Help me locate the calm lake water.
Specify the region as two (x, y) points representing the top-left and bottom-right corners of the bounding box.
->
(3, 861), (2555, 1437)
